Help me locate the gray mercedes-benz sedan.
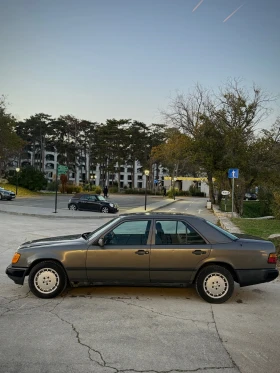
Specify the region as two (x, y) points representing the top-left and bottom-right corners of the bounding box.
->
(6, 213), (279, 303)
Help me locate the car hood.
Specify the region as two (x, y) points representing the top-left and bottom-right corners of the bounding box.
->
(19, 233), (86, 249)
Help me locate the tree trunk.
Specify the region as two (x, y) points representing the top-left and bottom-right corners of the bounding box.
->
(207, 172), (216, 204)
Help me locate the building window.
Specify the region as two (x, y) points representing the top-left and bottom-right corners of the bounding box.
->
(127, 175), (132, 180)
(137, 182), (142, 188)
(137, 175), (142, 180)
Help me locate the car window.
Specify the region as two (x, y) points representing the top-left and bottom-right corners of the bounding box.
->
(206, 221), (238, 240)
(104, 220), (151, 245)
(88, 195), (97, 201)
(155, 220), (206, 245)
(97, 195), (106, 201)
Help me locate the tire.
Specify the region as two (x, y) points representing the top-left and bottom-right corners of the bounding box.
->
(28, 261), (68, 299)
(195, 265), (234, 304)
(101, 206), (109, 213)
(69, 203), (78, 211)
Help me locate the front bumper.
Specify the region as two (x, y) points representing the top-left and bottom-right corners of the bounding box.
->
(237, 268), (279, 287)
(6, 265), (28, 285)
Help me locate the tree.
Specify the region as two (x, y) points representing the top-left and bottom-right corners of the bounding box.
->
(0, 97), (24, 176)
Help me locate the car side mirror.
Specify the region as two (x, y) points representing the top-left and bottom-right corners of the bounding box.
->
(98, 238), (104, 247)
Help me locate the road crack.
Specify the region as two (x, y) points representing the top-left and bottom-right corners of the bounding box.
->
(211, 305), (241, 373)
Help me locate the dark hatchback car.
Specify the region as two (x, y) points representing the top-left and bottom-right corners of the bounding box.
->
(244, 193), (258, 200)
(0, 187), (16, 200)
(68, 193), (118, 213)
(6, 213), (278, 303)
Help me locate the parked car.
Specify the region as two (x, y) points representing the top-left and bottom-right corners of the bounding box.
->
(0, 187), (16, 200)
(68, 193), (118, 213)
(244, 193), (258, 200)
(6, 213), (278, 303)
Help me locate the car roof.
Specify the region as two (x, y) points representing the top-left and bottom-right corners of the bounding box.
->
(119, 212), (206, 221)
(73, 193), (98, 197)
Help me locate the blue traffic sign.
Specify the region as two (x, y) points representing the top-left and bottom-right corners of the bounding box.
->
(154, 179), (158, 184)
(228, 168), (239, 179)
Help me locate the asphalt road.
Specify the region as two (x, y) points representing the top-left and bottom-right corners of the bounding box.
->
(1, 212), (279, 373)
(0, 194), (165, 212)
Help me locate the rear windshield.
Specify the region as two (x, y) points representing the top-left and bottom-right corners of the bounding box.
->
(206, 221), (238, 241)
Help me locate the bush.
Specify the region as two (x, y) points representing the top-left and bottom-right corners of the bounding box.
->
(124, 188), (152, 195)
(272, 191), (280, 219)
(95, 185), (102, 195)
(109, 186), (118, 193)
(8, 166), (47, 191)
(46, 181), (59, 191)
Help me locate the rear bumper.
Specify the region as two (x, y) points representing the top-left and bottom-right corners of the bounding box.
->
(5, 265), (28, 285)
(237, 268), (279, 287)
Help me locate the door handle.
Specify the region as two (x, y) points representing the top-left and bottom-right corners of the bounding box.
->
(192, 250), (207, 255)
(135, 250), (149, 255)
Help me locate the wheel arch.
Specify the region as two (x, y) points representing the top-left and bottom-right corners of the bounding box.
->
(25, 258), (69, 283)
(193, 261), (239, 284)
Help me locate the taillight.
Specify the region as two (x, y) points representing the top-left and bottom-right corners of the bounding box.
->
(268, 253), (277, 264)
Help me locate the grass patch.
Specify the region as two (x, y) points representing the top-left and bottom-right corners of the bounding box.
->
(232, 218), (280, 257)
(0, 184), (39, 197)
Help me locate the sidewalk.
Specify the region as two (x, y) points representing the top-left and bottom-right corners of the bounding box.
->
(0, 199), (176, 219)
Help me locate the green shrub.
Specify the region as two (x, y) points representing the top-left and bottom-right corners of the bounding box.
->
(95, 186), (102, 195)
(8, 166), (47, 191)
(124, 188), (152, 194)
(74, 185), (82, 193)
(272, 191), (280, 219)
(109, 186), (118, 193)
(46, 181), (59, 191)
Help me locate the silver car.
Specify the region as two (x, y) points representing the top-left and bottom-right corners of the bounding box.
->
(6, 213), (279, 303)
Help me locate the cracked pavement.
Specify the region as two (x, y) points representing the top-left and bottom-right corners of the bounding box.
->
(0, 213), (279, 373)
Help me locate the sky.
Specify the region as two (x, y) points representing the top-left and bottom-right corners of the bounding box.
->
(1, 0), (280, 128)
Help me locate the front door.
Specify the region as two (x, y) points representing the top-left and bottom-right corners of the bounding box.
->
(86, 219), (152, 282)
(150, 219), (211, 283)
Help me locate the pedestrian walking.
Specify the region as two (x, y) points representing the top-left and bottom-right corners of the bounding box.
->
(103, 185), (108, 198)
(163, 186), (166, 197)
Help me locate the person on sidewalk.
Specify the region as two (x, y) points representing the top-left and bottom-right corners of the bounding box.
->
(163, 186), (166, 197)
(103, 185), (108, 198)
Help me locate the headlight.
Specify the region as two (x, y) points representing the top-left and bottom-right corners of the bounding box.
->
(109, 203), (114, 207)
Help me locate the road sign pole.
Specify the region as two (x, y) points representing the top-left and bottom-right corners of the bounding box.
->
(54, 163), (58, 213)
(232, 177), (234, 218)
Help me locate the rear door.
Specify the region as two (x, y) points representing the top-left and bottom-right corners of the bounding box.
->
(150, 219), (211, 283)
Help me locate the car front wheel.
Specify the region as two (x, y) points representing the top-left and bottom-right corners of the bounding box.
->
(69, 203), (78, 211)
(101, 206), (109, 213)
(28, 261), (68, 299)
(195, 265), (234, 304)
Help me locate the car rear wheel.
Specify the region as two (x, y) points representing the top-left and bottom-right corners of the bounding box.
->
(28, 261), (68, 299)
(195, 265), (234, 304)
(69, 203), (77, 211)
(101, 206), (109, 213)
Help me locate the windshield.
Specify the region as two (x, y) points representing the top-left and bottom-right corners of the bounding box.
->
(87, 217), (121, 241)
(206, 221), (238, 241)
(97, 196), (106, 201)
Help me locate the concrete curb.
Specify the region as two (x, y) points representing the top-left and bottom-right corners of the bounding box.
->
(0, 199), (177, 219)
(212, 205), (242, 234)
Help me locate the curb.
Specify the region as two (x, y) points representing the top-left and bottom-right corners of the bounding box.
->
(212, 205), (242, 234)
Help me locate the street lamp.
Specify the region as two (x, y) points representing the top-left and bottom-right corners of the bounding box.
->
(15, 168), (20, 195)
(173, 177), (177, 200)
(144, 169), (150, 211)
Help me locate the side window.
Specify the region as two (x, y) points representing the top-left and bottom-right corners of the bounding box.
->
(155, 220), (205, 245)
(88, 196), (97, 201)
(80, 195), (89, 201)
(104, 220), (151, 246)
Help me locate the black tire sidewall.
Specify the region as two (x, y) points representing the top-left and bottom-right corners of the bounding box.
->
(28, 261), (67, 299)
(196, 265), (234, 304)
